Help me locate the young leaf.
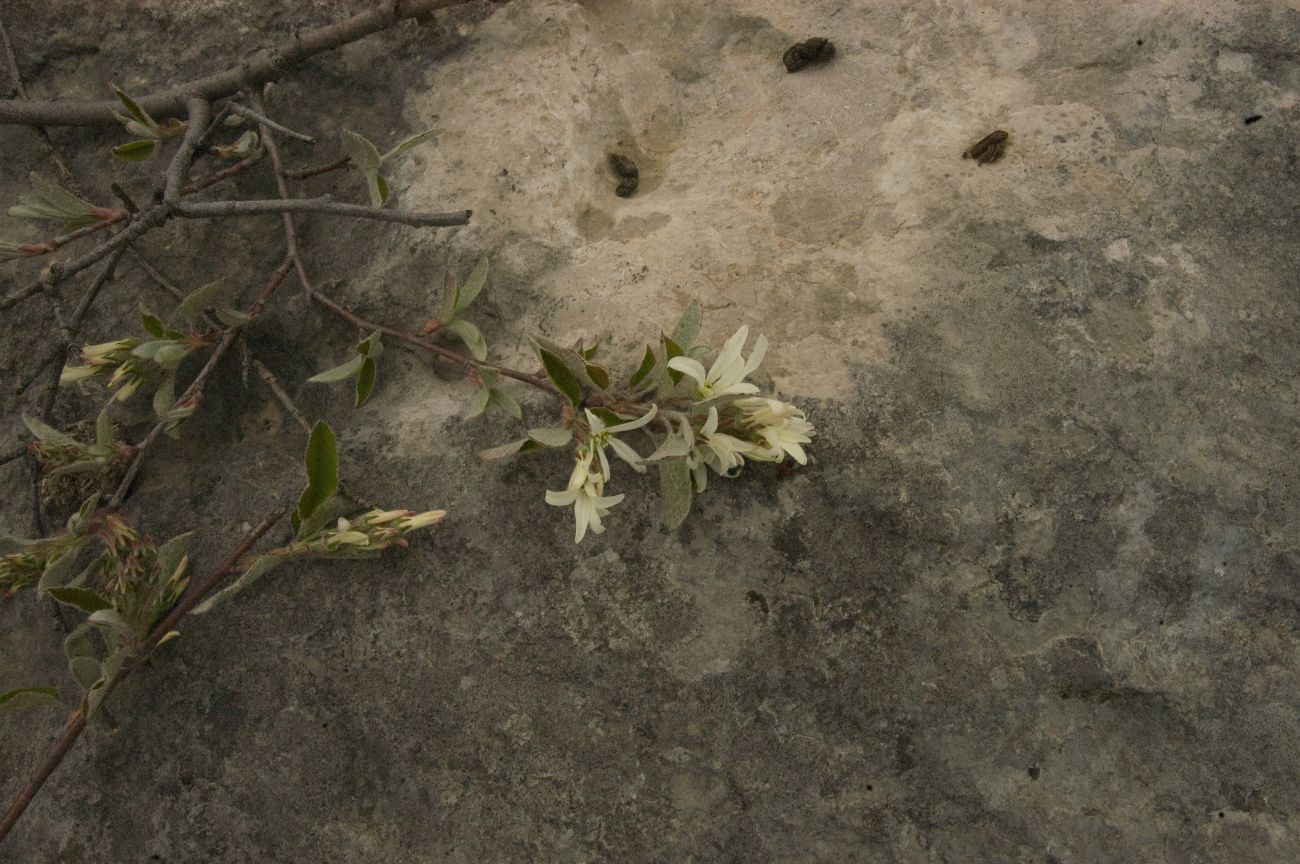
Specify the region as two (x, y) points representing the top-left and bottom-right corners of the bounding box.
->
(527, 427), (573, 448)
(22, 412), (76, 446)
(192, 554), (283, 615)
(659, 458), (693, 530)
(340, 129), (382, 173)
(215, 308), (253, 328)
(156, 532), (192, 583)
(9, 174), (96, 222)
(112, 140), (158, 162)
(585, 363), (609, 390)
(439, 272), (459, 324)
(295, 495), (355, 542)
(152, 376), (176, 419)
(298, 421), (340, 522)
(538, 349), (583, 406)
(307, 355), (365, 384)
(381, 127), (438, 162)
(478, 438), (528, 460)
(662, 336), (685, 385)
(456, 259), (489, 312)
(355, 357), (378, 407)
(465, 385), (491, 419)
(47, 586), (113, 614)
(489, 388), (522, 419)
(0, 687), (60, 718)
(175, 279), (226, 326)
(628, 345), (657, 389)
(111, 85), (156, 129)
(366, 172), (388, 208)
(37, 543), (90, 593)
(671, 301), (703, 350)
(445, 319), (487, 361)
(95, 410), (114, 447)
(356, 331), (384, 358)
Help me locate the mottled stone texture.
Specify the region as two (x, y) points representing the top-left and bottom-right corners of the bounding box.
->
(1, 0), (1299, 861)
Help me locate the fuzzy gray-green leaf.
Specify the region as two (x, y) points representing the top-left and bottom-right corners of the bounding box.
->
(307, 354), (365, 384)
(659, 458), (693, 530)
(445, 319), (487, 361)
(0, 687), (60, 718)
(298, 421), (339, 522)
(456, 259), (489, 312)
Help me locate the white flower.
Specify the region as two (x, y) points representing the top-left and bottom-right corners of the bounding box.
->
(735, 397), (815, 465)
(584, 405), (657, 480)
(545, 454), (625, 543)
(700, 404), (756, 474)
(668, 325), (767, 400)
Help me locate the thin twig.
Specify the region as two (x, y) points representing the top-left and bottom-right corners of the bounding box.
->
(179, 151), (263, 195)
(0, 506), (287, 845)
(0, 0), (479, 127)
(173, 197), (470, 227)
(283, 155), (351, 180)
(107, 328), (238, 508)
(0, 206), (167, 311)
(0, 444), (26, 466)
(0, 14), (76, 186)
(252, 92), (552, 395)
(251, 358), (312, 433)
(224, 101), (315, 142)
(163, 98), (210, 206)
(15, 213), (129, 256)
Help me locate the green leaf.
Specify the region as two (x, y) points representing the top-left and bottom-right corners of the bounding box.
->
(156, 532), (192, 583)
(490, 388), (522, 419)
(0, 687), (59, 718)
(659, 458), (693, 530)
(9, 174), (96, 222)
(628, 345), (657, 389)
(295, 495), (354, 542)
(298, 421), (340, 522)
(112, 140), (158, 161)
(445, 319), (487, 361)
(111, 85), (155, 128)
(356, 331), (384, 358)
(585, 363), (609, 390)
(439, 272), (459, 324)
(671, 301), (703, 350)
(478, 438), (528, 460)
(663, 336), (685, 385)
(192, 555), (283, 615)
(175, 279), (225, 326)
(215, 308), (253, 328)
(365, 171), (387, 208)
(381, 127), (438, 162)
(456, 259), (489, 312)
(69, 656), (100, 691)
(95, 409), (114, 447)
(37, 542), (90, 593)
(307, 354), (365, 384)
(355, 357), (377, 407)
(527, 427), (572, 448)
(152, 375), (175, 419)
(538, 349), (583, 406)
(22, 412), (76, 446)
(48, 586), (112, 614)
(340, 129), (381, 173)
(87, 608), (132, 636)
(465, 386), (491, 419)
(85, 651), (124, 717)
(64, 621), (98, 662)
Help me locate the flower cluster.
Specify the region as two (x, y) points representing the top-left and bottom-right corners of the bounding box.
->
(61, 335), (199, 402)
(0, 532), (85, 598)
(288, 508), (447, 557)
(542, 324), (814, 543)
(91, 515), (191, 642)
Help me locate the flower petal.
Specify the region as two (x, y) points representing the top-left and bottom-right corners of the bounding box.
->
(667, 356), (707, 386)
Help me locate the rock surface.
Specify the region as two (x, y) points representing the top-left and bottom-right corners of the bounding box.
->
(1, 0), (1298, 861)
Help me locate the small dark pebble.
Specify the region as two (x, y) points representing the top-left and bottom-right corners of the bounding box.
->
(1244, 114), (1263, 125)
(963, 129), (1009, 165)
(783, 37), (836, 73)
(608, 153), (639, 197)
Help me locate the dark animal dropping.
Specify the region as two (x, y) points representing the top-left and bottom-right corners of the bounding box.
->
(608, 153), (639, 197)
(783, 37), (835, 73)
(1244, 115), (1262, 125)
(963, 129), (1009, 165)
